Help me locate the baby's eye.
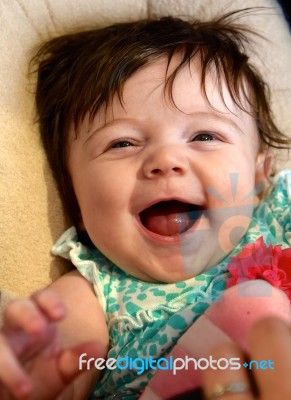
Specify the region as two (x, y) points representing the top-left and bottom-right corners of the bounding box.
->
(111, 140), (134, 149)
(192, 133), (216, 141)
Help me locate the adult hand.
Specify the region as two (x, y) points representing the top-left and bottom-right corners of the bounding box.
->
(202, 317), (291, 400)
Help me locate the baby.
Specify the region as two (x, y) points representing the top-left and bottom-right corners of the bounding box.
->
(1, 9), (291, 400)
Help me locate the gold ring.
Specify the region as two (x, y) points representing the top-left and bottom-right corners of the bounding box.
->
(209, 382), (250, 399)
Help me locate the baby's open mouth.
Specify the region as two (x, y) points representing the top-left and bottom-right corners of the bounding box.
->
(139, 200), (204, 236)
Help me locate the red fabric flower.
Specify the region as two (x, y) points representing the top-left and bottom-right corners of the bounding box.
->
(227, 237), (291, 301)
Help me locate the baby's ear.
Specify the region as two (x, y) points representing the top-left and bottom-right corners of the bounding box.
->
(255, 149), (273, 188)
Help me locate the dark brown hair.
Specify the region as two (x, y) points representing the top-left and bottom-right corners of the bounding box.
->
(31, 10), (291, 226)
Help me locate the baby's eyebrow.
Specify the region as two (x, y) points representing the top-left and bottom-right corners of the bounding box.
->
(84, 118), (135, 144)
(193, 111), (245, 135)
(84, 125), (105, 144)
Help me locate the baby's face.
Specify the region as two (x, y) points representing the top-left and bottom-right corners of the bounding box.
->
(68, 57), (266, 283)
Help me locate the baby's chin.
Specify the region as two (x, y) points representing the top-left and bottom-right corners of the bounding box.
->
(119, 259), (220, 284)
(117, 265), (188, 284)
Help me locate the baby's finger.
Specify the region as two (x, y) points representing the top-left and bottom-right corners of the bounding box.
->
(202, 342), (254, 400)
(3, 298), (48, 335)
(32, 289), (66, 321)
(248, 317), (291, 400)
(0, 334), (32, 399)
(4, 290), (65, 336)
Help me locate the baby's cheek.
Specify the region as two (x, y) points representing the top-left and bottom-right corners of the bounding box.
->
(207, 203), (254, 257)
(217, 214), (252, 255)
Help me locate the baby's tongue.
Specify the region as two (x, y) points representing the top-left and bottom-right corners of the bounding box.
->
(140, 201), (193, 236)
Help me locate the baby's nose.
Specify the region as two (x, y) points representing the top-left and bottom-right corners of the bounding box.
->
(142, 144), (188, 178)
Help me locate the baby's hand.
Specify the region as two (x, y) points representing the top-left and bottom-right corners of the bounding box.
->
(0, 289), (100, 400)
